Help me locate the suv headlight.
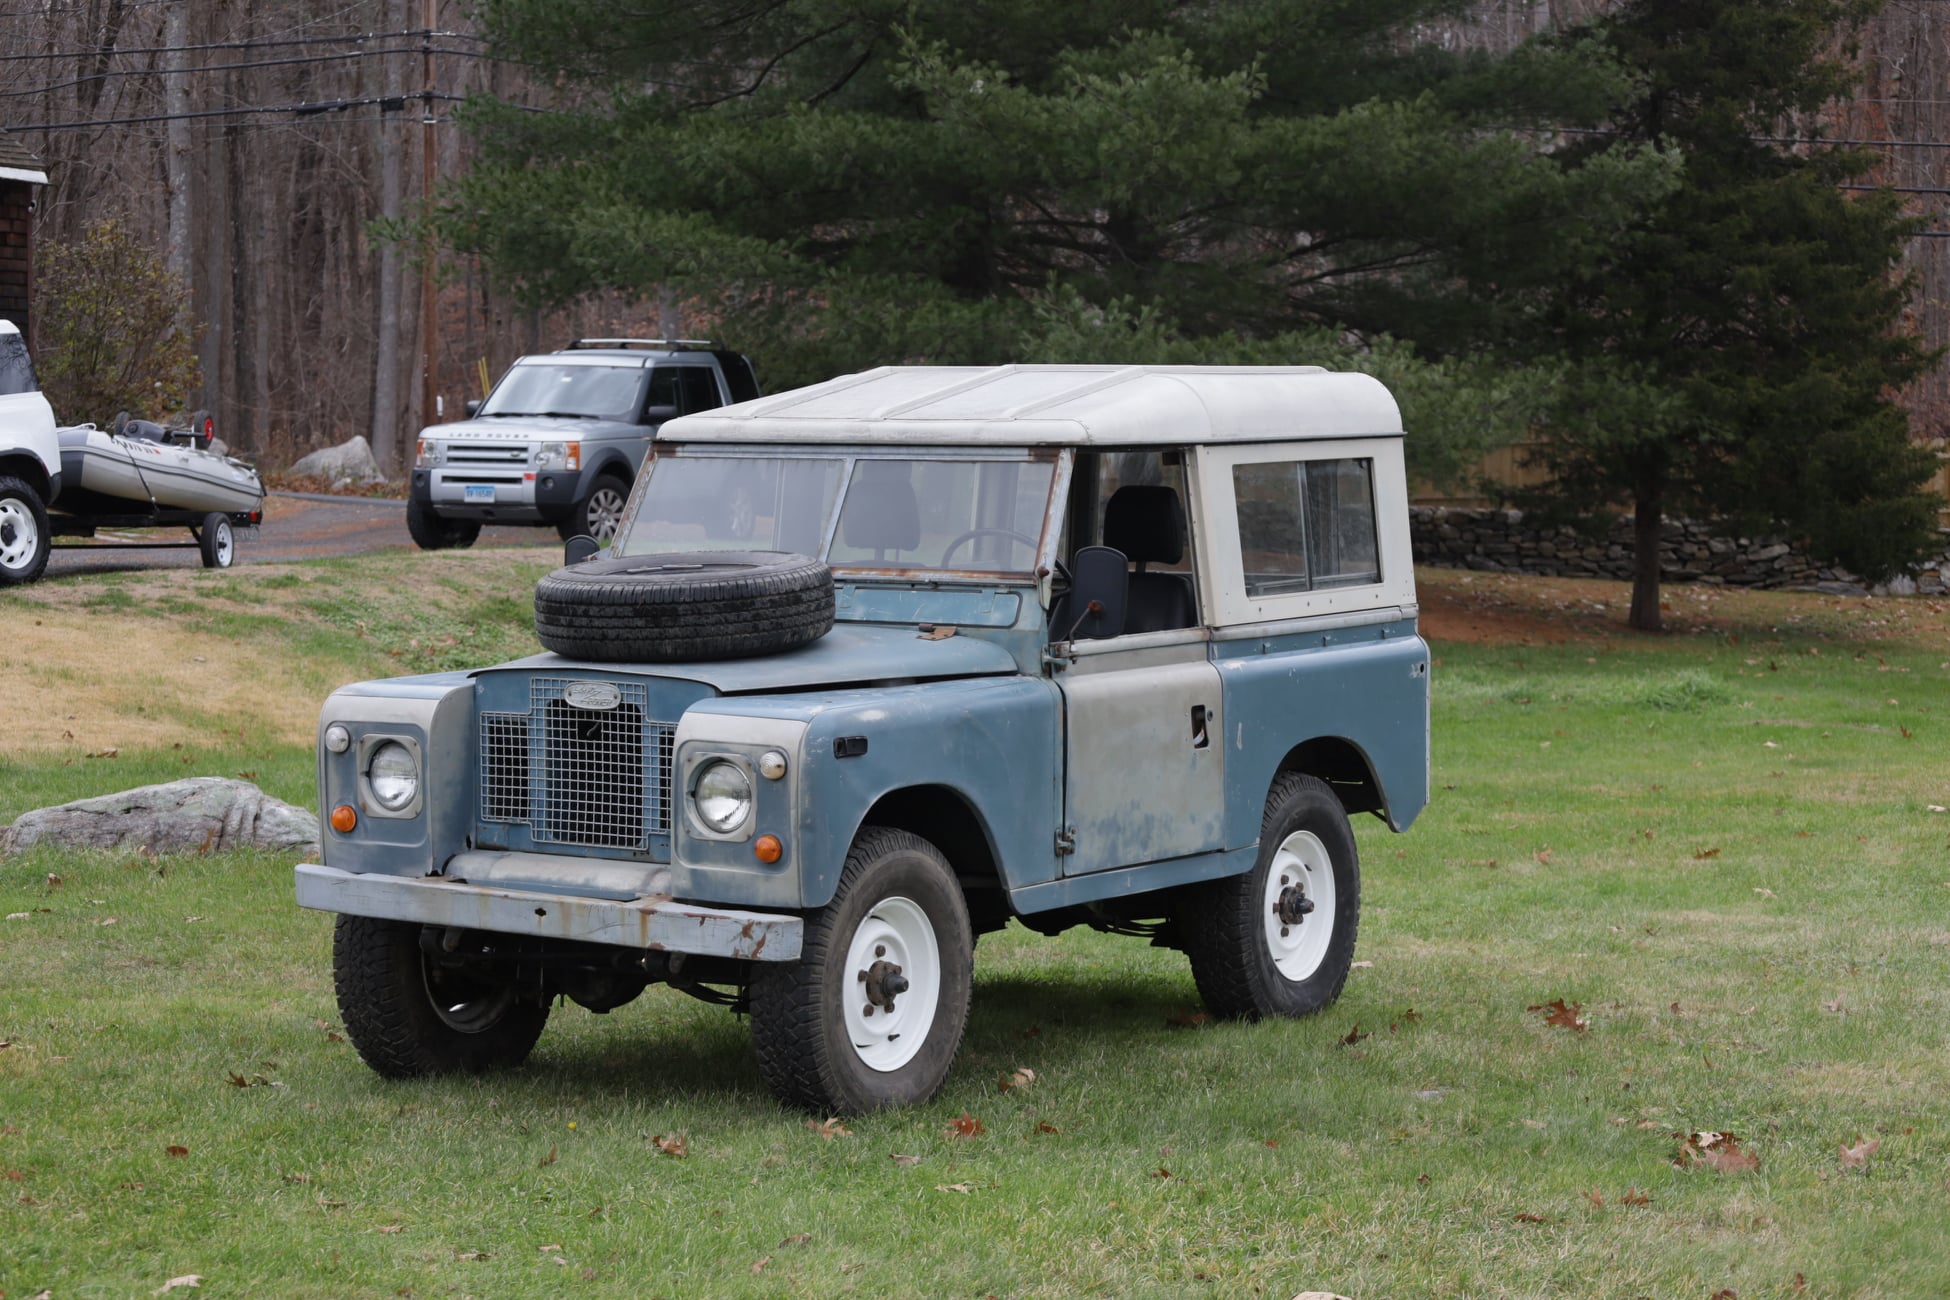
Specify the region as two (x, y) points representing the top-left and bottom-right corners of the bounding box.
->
(692, 759), (753, 834)
(366, 741), (420, 812)
(415, 438), (446, 468)
(536, 441), (582, 472)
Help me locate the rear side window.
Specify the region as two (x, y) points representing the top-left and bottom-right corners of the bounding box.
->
(0, 331), (36, 397)
(677, 366), (722, 414)
(1232, 458), (1379, 597)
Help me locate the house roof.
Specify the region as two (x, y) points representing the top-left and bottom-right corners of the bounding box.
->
(0, 129), (48, 185)
(662, 364), (1404, 447)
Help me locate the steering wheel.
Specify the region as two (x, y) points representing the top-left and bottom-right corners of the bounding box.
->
(938, 528), (1040, 568)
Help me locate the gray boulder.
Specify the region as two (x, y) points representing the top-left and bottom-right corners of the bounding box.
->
(0, 777), (319, 857)
(289, 435), (386, 486)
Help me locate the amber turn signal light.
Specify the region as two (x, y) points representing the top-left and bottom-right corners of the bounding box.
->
(753, 834), (783, 864)
(329, 805), (358, 834)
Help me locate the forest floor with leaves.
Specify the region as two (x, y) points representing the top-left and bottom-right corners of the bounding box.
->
(2, 563), (1949, 1298)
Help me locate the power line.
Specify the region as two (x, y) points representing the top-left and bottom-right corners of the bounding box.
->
(0, 43), (504, 100)
(12, 91), (468, 132)
(0, 28), (486, 64)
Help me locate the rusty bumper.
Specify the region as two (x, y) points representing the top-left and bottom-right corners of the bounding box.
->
(294, 862), (802, 961)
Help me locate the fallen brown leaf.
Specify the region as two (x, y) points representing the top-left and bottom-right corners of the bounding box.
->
(1674, 1130), (1759, 1174)
(1527, 998), (1589, 1033)
(153, 1276), (201, 1295)
(1166, 1009), (1209, 1028)
(997, 1067), (1036, 1093)
(1838, 1136), (1881, 1169)
(1513, 1212), (1548, 1223)
(947, 1112), (986, 1139)
(1694, 847), (1721, 859)
(806, 1117), (851, 1140)
(456, 1251), (489, 1261)
(891, 1153), (923, 1166)
(935, 1182), (976, 1193)
(1035, 1122), (1062, 1135)
(539, 1244), (562, 1253)
(779, 1233), (813, 1247)
(650, 1134), (687, 1158)
(375, 1224), (404, 1234)
(1534, 848), (1554, 865)
(1583, 1187), (1605, 1207)
(165, 1145), (189, 1157)
(1151, 1167), (1172, 1179)
(538, 1146), (558, 1167)
(1340, 1024), (1370, 1047)
(1620, 1187), (1651, 1206)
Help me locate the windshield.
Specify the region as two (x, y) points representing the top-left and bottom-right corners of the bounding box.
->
(614, 454), (1057, 576)
(479, 363), (645, 420)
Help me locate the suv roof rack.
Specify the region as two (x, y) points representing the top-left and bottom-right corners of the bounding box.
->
(560, 338), (719, 352)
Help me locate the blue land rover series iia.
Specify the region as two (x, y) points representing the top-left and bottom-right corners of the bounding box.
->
(297, 364), (1431, 1113)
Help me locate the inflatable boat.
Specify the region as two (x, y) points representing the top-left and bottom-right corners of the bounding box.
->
(57, 419), (265, 515)
(48, 417), (265, 569)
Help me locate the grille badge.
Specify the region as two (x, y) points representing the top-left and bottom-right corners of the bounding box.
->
(564, 681), (622, 711)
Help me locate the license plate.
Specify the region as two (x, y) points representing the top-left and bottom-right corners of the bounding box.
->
(464, 485), (496, 503)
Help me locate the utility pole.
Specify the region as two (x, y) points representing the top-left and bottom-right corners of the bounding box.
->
(420, 0), (440, 432)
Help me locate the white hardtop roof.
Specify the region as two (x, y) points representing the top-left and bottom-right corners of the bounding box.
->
(661, 364), (1403, 447)
(0, 319), (17, 336)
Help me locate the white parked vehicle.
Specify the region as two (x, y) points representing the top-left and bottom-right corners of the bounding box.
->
(0, 318), (60, 585)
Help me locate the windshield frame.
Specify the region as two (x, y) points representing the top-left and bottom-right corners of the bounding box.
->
(616, 444), (1071, 584)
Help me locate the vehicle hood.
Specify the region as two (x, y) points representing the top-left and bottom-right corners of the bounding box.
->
(421, 415), (645, 441)
(494, 623), (1021, 694)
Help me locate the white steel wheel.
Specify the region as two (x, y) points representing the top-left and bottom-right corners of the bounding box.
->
(749, 826), (974, 1113)
(841, 895), (941, 1073)
(0, 490), (43, 579)
(1261, 829), (1337, 982)
(198, 512), (234, 568)
(1180, 772), (1361, 1021)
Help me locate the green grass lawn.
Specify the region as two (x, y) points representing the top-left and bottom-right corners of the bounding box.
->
(3, 569), (1948, 1298)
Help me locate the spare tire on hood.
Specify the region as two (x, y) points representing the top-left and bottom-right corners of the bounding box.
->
(533, 550), (835, 663)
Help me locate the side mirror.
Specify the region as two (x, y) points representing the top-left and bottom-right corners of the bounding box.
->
(1057, 545), (1128, 641)
(464, 399), (481, 418)
(642, 403), (680, 424)
(564, 535), (601, 566)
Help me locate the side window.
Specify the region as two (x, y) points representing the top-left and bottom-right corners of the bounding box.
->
(1232, 458), (1379, 598)
(677, 366), (723, 414)
(644, 366), (680, 418)
(1090, 450), (1193, 574)
(0, 332), (37, 397)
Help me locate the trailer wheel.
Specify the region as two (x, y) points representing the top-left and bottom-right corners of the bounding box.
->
(0, 475), (50, 586)
(197, 512), (234, 569)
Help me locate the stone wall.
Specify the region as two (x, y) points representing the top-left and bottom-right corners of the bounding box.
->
(0, 180), (30, 344)
(1411, 507), (1950, 596)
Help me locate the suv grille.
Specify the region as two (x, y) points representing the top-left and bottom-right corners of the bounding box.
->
(479, 678), (676, 850)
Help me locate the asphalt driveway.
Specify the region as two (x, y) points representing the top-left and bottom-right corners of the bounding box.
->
(43, 492), (554, 578)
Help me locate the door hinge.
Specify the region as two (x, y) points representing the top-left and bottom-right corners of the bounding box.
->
(1041, 644), (1072, 673)
(1054, 826), (1076, 856)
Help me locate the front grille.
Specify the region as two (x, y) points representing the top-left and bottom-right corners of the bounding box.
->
(479, 677), (676, 850)
(447, 443), (530, 465)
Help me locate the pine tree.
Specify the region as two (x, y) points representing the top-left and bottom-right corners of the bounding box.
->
(444, 0), (1672, 481)
(1517, 0), (1939, 631)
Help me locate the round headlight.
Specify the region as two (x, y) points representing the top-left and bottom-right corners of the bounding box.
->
(693, 760), (753, 834)
(323, 723), (351, 754)
(367, 741), (420, 812)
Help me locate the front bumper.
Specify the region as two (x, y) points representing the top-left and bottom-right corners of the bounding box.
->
(410, 467), (582, 522)
(295, 861), (802, 961)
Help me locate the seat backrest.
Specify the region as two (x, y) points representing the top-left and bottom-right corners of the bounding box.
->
(841, 461), (921, 554)
(1102, 485), (1196, 632)
(1103, 484), (1184, 570)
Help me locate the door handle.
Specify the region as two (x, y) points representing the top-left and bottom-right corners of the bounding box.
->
(1191, 704), (1211, 749)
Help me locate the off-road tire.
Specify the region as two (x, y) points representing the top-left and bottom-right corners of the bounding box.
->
(197, 511), (234, 568)
(556, 472), (630, 546)
(749, 827), (974, 1114)
(0, 475), (50, 586)
(1179, 773), (1361, 1021)
(406, 496), (481, 551)
(533, 550), (834, 662)
(333, 914), (549, 1077)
